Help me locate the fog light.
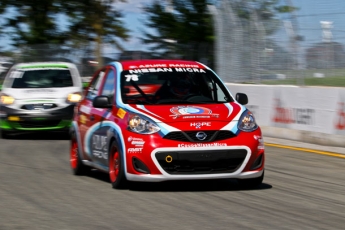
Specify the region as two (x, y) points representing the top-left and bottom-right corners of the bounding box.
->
(251, 154), (263, 170)
(8, 116), (21, 121)
(132, 157), (150, 174)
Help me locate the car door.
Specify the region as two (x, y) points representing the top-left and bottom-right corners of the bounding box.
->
(78, 68), (107, 160)
(87, 66), (116, 166)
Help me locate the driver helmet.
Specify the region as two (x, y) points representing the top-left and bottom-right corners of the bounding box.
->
(170, 75), (192, 98)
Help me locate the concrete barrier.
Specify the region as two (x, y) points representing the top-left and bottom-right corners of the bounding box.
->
(225, 83), (345, 148)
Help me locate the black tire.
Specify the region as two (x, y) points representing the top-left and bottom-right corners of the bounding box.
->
(238, 170), (264, 189)
(0, 130), (10, 139)
(70, 131), (90, 175)
(108, 141), (128, 189)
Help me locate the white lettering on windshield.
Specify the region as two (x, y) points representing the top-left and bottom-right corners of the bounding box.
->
(128, 68), (204, 74)
(129, 68), (173, 74)
(175, 68), (206, 73)
(168, 64), (200, 68)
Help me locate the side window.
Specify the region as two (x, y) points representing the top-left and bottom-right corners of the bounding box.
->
(100, 68), (115, 104)
(202, 75), (228, 102)
(86, 70), (106, 100)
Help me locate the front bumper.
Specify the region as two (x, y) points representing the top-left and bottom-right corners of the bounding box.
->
(126, 145), (264, 182)
(0, 105), (75, 131)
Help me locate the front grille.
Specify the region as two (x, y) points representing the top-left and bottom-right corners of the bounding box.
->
(21, 103), (58, 110)
(155, 149), (247, 174)
(163, 130), (236, 142)
(17, 120), (61, 128)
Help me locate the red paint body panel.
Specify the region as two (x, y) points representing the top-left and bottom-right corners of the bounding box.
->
(72, 59), (265, 184)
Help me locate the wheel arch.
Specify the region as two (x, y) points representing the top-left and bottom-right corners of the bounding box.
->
(106, 125), (127, 174)
(70, 121), (84, 160)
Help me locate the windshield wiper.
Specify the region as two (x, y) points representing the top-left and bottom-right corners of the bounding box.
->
(129, 79), (151, 102)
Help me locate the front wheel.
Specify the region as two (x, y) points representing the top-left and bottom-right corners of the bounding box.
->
(238, 170), (264, 189)
(70, 132), (89, 175)
(109, 141), (128, 189)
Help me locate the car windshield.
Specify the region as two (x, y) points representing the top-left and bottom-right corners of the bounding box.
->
(9, 69), (73, 88)
(120, 68), (233, 105)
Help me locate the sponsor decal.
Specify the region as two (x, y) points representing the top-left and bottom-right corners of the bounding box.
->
(170, 106), (219, 119)
(92, 134), (108, 159)
(178, 143), (227, 148)
(25, 89), (56, 93)
(335, 102), (345, 130)
(190, 122), (211, 129)
(128, 64), (202, 69)
(254, 135), (264, 150)
(80, 114), (87, 124)
(128, 67), (205, 74)
(131, 141), (145, 145)
(116, 108), (126, 119)
(128, 148), (143, 153)
(272, 98), (314, 125)
(80, 105), (91, 114)
(127, 136), (145, 146)
(19, 64), (68, 69)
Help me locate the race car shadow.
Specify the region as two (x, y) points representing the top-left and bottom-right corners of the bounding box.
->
(128, 180), (272, 192)
(87, 169), (272, 192)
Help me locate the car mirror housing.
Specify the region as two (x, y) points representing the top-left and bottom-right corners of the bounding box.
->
(93, 95), (112, 108)
(236, 93), (248, 105)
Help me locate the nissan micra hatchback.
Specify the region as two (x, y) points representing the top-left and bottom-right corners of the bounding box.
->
(0, 62), (83, 137)
(70, 59), (265, 189)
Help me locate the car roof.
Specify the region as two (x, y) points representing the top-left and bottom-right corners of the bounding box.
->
(12, 62), (78, 69)
(113, 59), (208, 71)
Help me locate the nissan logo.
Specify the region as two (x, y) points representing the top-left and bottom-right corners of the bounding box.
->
(196, 132), (207, 141)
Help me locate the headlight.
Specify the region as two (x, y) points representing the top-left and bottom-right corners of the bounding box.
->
(0, 94), (15, 105)
(128, 114), (160, 134)
(238, 110), (258, 132)
(67, 92), (82, 103)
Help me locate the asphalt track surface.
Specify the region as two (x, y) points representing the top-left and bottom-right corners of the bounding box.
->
(0, 132), (344, 230)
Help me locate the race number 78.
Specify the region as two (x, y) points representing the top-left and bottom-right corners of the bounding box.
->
(125, 75), (139, 82)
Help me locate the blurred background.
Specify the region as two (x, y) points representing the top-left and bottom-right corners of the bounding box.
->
(0, 0), (345, 86)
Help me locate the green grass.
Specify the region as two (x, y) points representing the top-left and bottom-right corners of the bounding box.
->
(261, 76), (345, 87)
(257, 68), (345, 87)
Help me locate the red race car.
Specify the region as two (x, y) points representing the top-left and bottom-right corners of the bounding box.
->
(70, 59), (265, 189)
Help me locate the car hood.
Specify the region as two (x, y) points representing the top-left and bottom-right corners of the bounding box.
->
(128, 102), (246, 124)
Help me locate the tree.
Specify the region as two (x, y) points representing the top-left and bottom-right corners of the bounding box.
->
(62, 0), (130, 67)
(141, 0), (296, 68)
(1, 0), (67, 46)
(142, 0), (215, 66)
(231, 0), (297, 35)
(0, 0), (130, 67)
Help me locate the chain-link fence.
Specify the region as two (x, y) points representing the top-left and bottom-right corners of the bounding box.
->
(210, 0), (345, 86)
(2, 0), (345, 87)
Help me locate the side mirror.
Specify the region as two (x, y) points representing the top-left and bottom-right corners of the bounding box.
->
(236, 93), (248, 105)
(93, 95), (112, 108)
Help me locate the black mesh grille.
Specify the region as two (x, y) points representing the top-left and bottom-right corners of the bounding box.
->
(163, 130), (236, 142)
(17, 120), (61, 128)
(184, 131), (217, 142)
(21, 103), (58, 110)
(155, 149), (247, 174)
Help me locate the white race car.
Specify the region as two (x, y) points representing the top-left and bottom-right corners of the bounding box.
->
(0, 62), (83, 138)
